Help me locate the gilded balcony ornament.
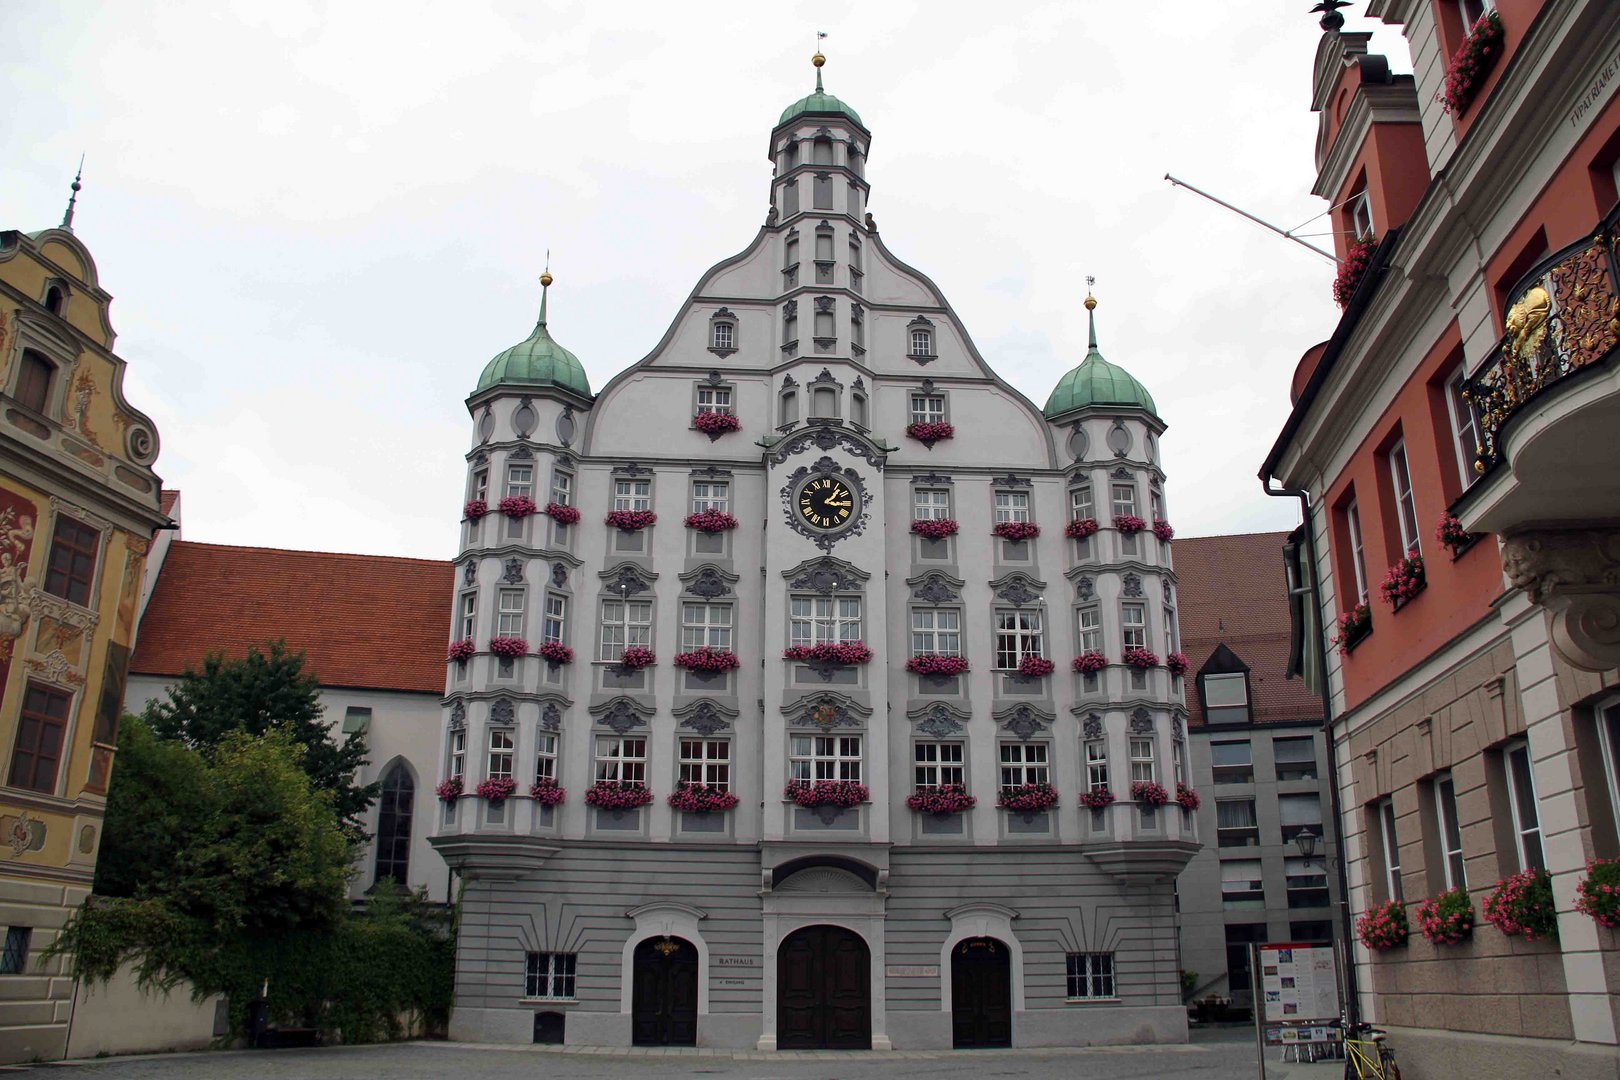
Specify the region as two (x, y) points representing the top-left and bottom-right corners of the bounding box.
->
(1505, 285), (1551, 364)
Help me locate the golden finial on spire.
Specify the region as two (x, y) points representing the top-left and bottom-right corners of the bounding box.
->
(813, 29), (827, 67)
(1083, 275), (1097, 311)
(540, 248), (553, 288)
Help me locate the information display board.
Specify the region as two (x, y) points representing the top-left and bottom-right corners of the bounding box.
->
(1257, 941), (1339, 1044)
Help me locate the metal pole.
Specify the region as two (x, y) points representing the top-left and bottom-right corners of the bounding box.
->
(1251, 942), (1268, 1080)
(1166, 174), (1341, 263)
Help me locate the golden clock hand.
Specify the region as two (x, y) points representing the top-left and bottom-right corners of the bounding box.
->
(824, 499), (851, 507)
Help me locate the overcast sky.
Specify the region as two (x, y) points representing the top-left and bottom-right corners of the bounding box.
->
(3, 1), (1410, 561)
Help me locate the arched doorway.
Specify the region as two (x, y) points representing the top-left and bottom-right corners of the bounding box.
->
(951, 937), (1012, 1048)
(777, 925), (870, 1049)
(372, 763), (414, 887)
(631, 936), (698, 1046)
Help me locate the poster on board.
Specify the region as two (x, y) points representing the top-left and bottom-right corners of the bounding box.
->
(1258, 942), (1339, 1045)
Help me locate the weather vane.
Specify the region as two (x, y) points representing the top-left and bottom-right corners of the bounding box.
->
(1311, 0), (1352, 31)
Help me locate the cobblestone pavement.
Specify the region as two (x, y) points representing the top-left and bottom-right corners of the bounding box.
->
(22, 1027), (1319, 1079)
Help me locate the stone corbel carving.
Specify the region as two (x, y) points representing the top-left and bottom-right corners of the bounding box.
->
(1502, 529), (1620, 671)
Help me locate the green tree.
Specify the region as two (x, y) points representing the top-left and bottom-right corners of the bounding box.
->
(143, 641), (376, 835)
(92, 714), (212, 898)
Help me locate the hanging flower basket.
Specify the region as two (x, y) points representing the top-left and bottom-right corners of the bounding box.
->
(1166, 652), (1189, 676)
(1131, 780), (1170, 807)
(1175, 783), (1201, 811)
(905, 653), (970, 676)
(1065, 517), (1100, 539)
(1437, 513), (1482, 558)
(1417, 888), (1475, 945)
(463, 499), (489, 521)
(667, 781), (739, 813)
(998, 782), (1059, 813)
(684, 509), (739, 533)
(1379, 555), (1426, 608)
(605, 509), (657, 531)
(1333, 603), (1373, 653)
(529, 778), (567, 807)
(447, 639), (476, 662)
(1356, 899), (1410, 951)
(673, 647), (741, 672)
(1079, 787), (1116, 811)
(692, 411), (742, 436)
(1017, 655), (1056, 678)
(1483, 868), (1558, 940)
(782, 641), (873, 665)
(1333, 237), (1378, 308)
(992, 521), (1040, 541)
(488, 636), (528, 659)
(538, 641), (574, 665)
(1574, 857), (1620, 929)
(784, 780), (869, 808)
(906, 421), (955, 446)
(906, 783), (976, 815)
(436, 777), (463, 803)
(476, 776), (517, 803)
(1072, 651), (1109, 673)
(584, 780), (654, 810)
(1115, 514), (1147, 535)
(499, 495), (538, 518)
(1152, 519), (1174, 542)
(617, 646), (657, 671)
(544, 501), (581, 525)
(1123, 646), (1160, 670)
(911, 518), (959, 539)
(1438, 10), (1503, 116)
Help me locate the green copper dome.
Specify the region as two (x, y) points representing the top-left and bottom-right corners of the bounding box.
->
(778, 61), (863, 128)
(1043, 303), (1158, 418)
(475, 284), (591, 398)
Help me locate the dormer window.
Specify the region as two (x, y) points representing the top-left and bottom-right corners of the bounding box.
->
(43, 285), (65, 316)
(708, 308), (738, 356)
(14, 351), (55, 415)
(712, 322), (733, 351)
(910, 328), (933, 357)
(1350, 190), (1374, 242)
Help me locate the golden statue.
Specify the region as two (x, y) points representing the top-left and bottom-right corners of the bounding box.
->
(1505, 284), (1551, 363)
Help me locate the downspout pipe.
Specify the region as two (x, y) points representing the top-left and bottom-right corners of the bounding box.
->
(1262, 475), (1361, 1033)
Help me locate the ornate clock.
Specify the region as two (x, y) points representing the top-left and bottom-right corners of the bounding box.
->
(780, 456), (870, 550)
(796, 475), (856, 531)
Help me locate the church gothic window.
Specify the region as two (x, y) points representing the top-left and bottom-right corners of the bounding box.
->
(373, 764), (414, 887)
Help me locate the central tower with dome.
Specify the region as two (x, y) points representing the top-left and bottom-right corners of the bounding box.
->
(430, 57), (1195, 1052)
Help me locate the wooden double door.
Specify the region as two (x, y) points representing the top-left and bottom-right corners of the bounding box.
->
(631, 936), (698, 1046)
(777, 925), (871, 1049)
(951, 937), (1012, 1048)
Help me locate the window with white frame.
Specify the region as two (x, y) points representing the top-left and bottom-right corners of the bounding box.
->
(470, 469), (489, 503)
(1070, 483), (1094, 521)
(487, 728), (514, 780)
(1598, 696), (1620, 841)
(851, 388), (867, 424)
(993, 491), (1030, 523)
(1389, 440), (1420, 557)
(1279, 793), (1323, 842)
(789, 595), (861, 646)
(1285, 856), (1330, 909)
(1173, 740), (1187, 787)
(497, 589), (525, 637)
(710, 323), (735, 352)
(1210, 740), (1253, 784)
(909, 393), (945, 425)
(1374, 797), (1403, 901)
(1458, 0), (1493, 28)
(1163, 606), (1179, 654)
(1121, 603), (1147, 649)
(613, 478), (652, 512)
(458, 593), (477, 641)
(505, 464), (533, 500)
(1150, 489), (1165, 524)
(1221, 859), (1266, 908)
(1217, 798), (1259, 848)
(1346, 498), (1369, 605)
(1111, 483), (1137, 520)
(999, 741), (1049, 788)
(1077, 607), (1102, 653)
(1349, 189), (1374, 241)
(696, 386), (733, 415)
(449, 728), (467, 779)
(911, 608), (961, 656)
(994, 608), (1043, 669)
(691, 480), (729, 513)
(525, 952), (576, 999)
(1066, 952), (1116, 1000)
(1203, 673), (1250, 725)
(910, 327), (934, 356)
(550, 470), (572, 507)
(1084, 739), (1109, 792)
(535, 731), (558, 783)
(599, 599), (652, 661)
(679, 738), (731, 789)
(1435, 772), (1466, 889)
(680, 602), (733, 650)
(913, 487), (951, 521)
(913, 741), (964, 791)
(595, 736), (647, 783)
(790, 734), (862, 782)
(543, 594), (566, 644)
(1443, 364), (1482, 490)
(1504, 740), (1545, 871)
(1129, 737), (1156, 784)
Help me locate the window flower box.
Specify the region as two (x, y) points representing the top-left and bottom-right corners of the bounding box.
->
(1174, 783), (1201, 812)
(605, 509), (657, 531)
(1122, 646), (1159, 670)
(782, 641), (873, 666)
(684, 509), (739, 533)
(666, 781), (739, 813)
(584, 780), (654, 810)
(1078, 787), (1116, 811)
(529, 778), (567, 807)
(463, 499), (489, 521)
(447, 639), (476, 662)
(538, 641), (574, 665)
(1437, 513), (1482, 559)
(499, 495), (538, 519)
(1017, 655), (1055, 678)
(436, 777), (463, 803)
(906, 421), (955, 447)
(1152, 519), (1174, 542)
(1114, 514), (1147, 535)
(1131, 780), (1169, 807)
(692, 411), (742, 437)
(1072, 651), (1108, 673)
(992, 521), (1040, 542)
(1333, 236), (1377, 308)
(488, 636), (528, 659)
(1166, 652), (1189, 676)
(1356, 898), (1410, 951)
(616, 646), (657, 671)
(1333, 603), (1373, 654)
(1379, 555), (1426, 609)
(1483, 868), (1558, 941)
(997, 782), (1059, 813)
(784, 780), (869, 808)
(905, 653), (970, 676)
(1417, 888), (1475, 945)
(672, 647), (741, 672)
(1574, 857), (1620, 929)
(544, 501), (581, 525)
(1065, 517), (1099, 540)
(1438, 10), (1503, 116)
(476, 776), (517, 803)
(906, 783), (976, 815)
(910, 518), (959, 540)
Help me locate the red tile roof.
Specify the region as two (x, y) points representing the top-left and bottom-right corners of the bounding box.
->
(131, 540), (452, 694)
(159, 489), (179, 517)
(1175, 531), (1323, 727)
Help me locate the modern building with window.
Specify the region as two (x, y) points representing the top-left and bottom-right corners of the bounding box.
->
(1170, 531), (1337, 1011)
(0, 219), (167, 1060)
(1262, 4), (1620, 1076)
(431, 56), (1199, 1050)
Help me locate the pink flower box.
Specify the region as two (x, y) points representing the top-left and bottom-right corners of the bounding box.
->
(1122, 646), (1160, 669)
(906, 654), (970, 676)
(992, 521), (1040, 542)
(538, 641), (574, 665)
(617, 646), (657, 671)
(1333, 237), (1378, 308)
(544, 501), (581, 524)
(1016, 656), (1055, 678)
(1166, 652), (1189, 676)
(784, 780), (869, 808)
(1438, 10), (1503, 116)
(499, 495), (538, 518)
(488, 636), (528, 659)
(463, 499), (489, 521)
(1072, 651), (1109, 673)
(1065, 517), (1099, 540)
(692, 411), (742, 436)
(584, 781), (654, 810)
(447, 639), (476, 662)
(910, 518), (959, 539)
(529, 778), (567, 807)
(1114, 514), (1147, 535)
(1483, 868), (1558, 940)
(1436, 512), (1481, 557)
(1379, 555), (1426, 608)
(667, 781), (739, 813)
(905, 784), (977, 815)
(1333, 603), (1373, 653)
(906, 421), (955, 446)
(1152, 519), (1174, 542)
(782, 641), (873, 665)
(684, 509), (739, 533)
(1078, 787), (1116, 811)
(1417, 888), (1475, 945)
(1131, 780), (1169, 807)
(673, 647), (741, 672)
(476, 776), (517, 803)
(1575, 857), (1620, 929)
(1356, 899), (1410, 951)
(1175, 783), (1201, 811)
(436, 777), (463, 803)
(605, 509), (658, 531)
(997, 782), (1059, 813)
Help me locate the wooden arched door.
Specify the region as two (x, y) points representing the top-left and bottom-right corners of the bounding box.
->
(777, 925), (870, 1049)
(631, 936), (699, 1046)
(951, 937), (1012, 1048)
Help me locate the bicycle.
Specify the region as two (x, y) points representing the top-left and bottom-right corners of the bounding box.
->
(1342, 1022), (1401, 1080)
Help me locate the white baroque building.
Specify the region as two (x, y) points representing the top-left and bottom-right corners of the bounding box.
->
(432, 59), (1198, 1051)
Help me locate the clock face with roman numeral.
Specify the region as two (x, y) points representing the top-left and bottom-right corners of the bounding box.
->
(796, 476), (855, 531)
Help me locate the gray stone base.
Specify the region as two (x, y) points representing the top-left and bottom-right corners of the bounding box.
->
(886, 1010), (952, 1049)
(1385, 1025), (1620, 1080)
(1013, 1005), (1186, 1047)
(449, 1005), (533, 1044)
(451, 1008), (763, 1049)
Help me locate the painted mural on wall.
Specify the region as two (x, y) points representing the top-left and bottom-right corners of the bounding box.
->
(0, 489), (38, 688)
